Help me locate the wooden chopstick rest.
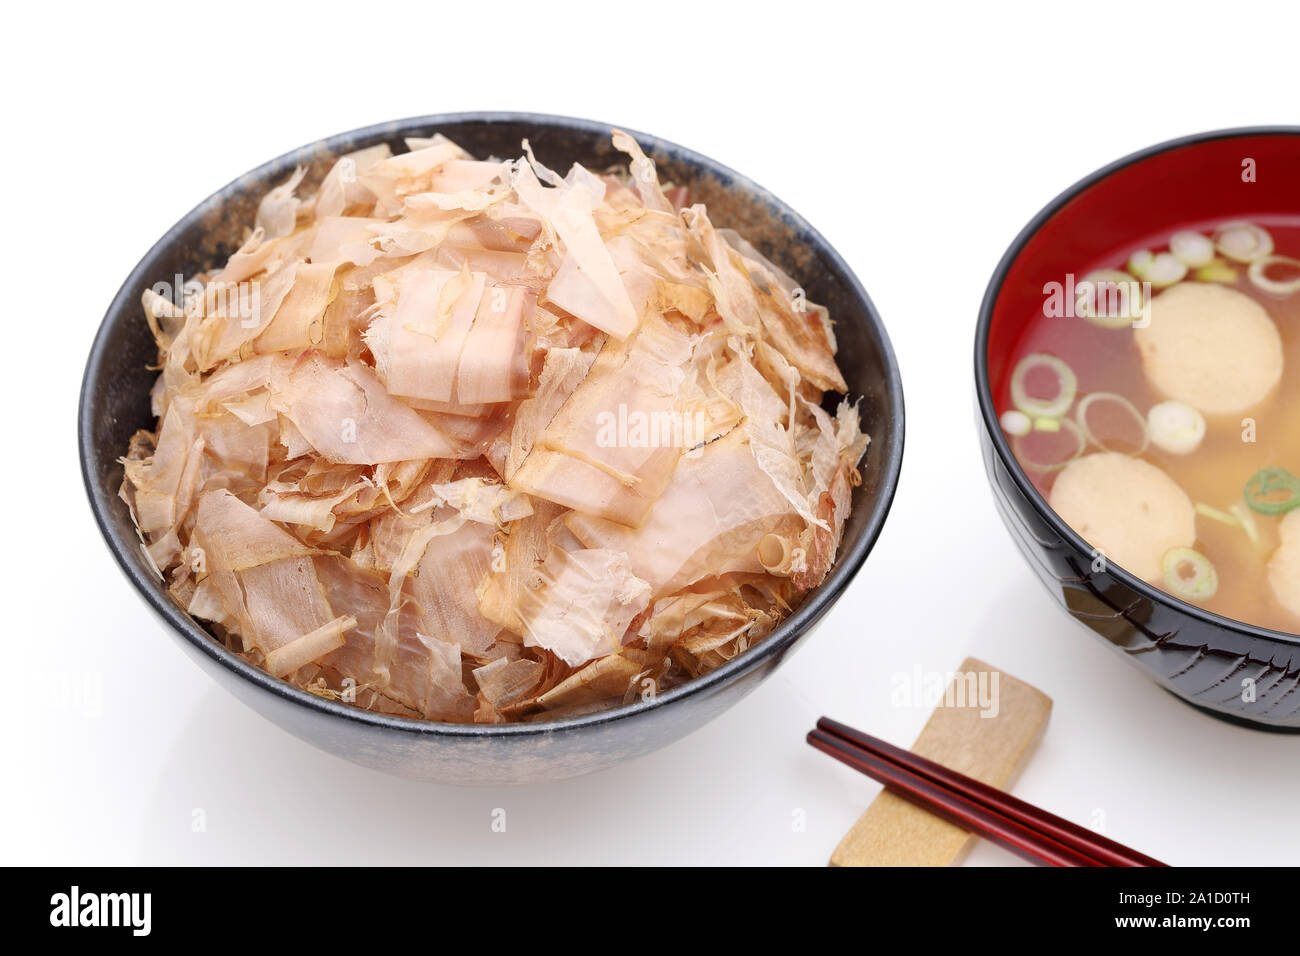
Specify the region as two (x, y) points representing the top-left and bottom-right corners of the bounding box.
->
(829, 657), (1052, 867)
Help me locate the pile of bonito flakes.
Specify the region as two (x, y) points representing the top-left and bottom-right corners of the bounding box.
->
(122, 130), (868, 722)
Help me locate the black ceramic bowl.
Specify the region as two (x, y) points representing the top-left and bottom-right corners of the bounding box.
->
(976, 127), (1300, 732)
(80, 112), (905, 783)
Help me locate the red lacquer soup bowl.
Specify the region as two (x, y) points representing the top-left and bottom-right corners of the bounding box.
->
(975, 128), (1300, 731)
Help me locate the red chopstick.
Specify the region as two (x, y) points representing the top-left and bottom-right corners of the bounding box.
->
(808, 717), (1166, 867)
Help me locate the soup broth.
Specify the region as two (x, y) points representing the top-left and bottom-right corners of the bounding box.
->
(999, 219), (1300, 634)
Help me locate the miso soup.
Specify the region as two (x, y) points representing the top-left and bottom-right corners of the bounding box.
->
(998, 219), (1300, 633)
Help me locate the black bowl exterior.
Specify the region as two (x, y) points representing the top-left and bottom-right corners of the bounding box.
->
(80, 112), (905, 783)
(976, 128), (1300, 732)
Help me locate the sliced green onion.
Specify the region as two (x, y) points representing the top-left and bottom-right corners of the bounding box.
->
(1194, 259), (1238, 283)
(1170, 230), (1216, 268)
(1012, 416), (1085, 473)
(1244, 467), (1300, 515)
(1195, 502), (1241, 528)
(1162, 547), (1218, 602)
(1010, 353), (1077, 419)
(1146, 399), (1206, 455)
(1075, 391), (1149, 456)
(1076, 269), (1145, 328)
(1228, 501), (1261, 546)
(1127, 249), (1155, 277)
(1247, 255), (1300, 296)
(1214, 221), (1273, 263)
(1145, 252), (1187, 288)
(1034, 417), (1060, 432)
(1000, 409), (1031, 437)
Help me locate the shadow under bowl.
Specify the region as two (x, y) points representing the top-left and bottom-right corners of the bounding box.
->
(976, 126), (1300, 732)
(79, 112), (905, 783)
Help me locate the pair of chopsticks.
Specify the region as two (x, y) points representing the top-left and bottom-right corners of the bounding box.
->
(808, 717), (1165, 867)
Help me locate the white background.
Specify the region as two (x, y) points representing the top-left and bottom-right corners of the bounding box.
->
(4, 0), (1298, 866)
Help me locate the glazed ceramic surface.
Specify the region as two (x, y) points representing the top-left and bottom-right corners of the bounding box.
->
(81, 113), (905, 782)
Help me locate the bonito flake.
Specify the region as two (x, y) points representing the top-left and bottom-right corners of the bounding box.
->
(120, 130), (870, 722)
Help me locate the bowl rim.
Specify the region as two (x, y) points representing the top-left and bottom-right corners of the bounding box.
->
(975, 124), (1300, 650)
(80, 110), (906, 740)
